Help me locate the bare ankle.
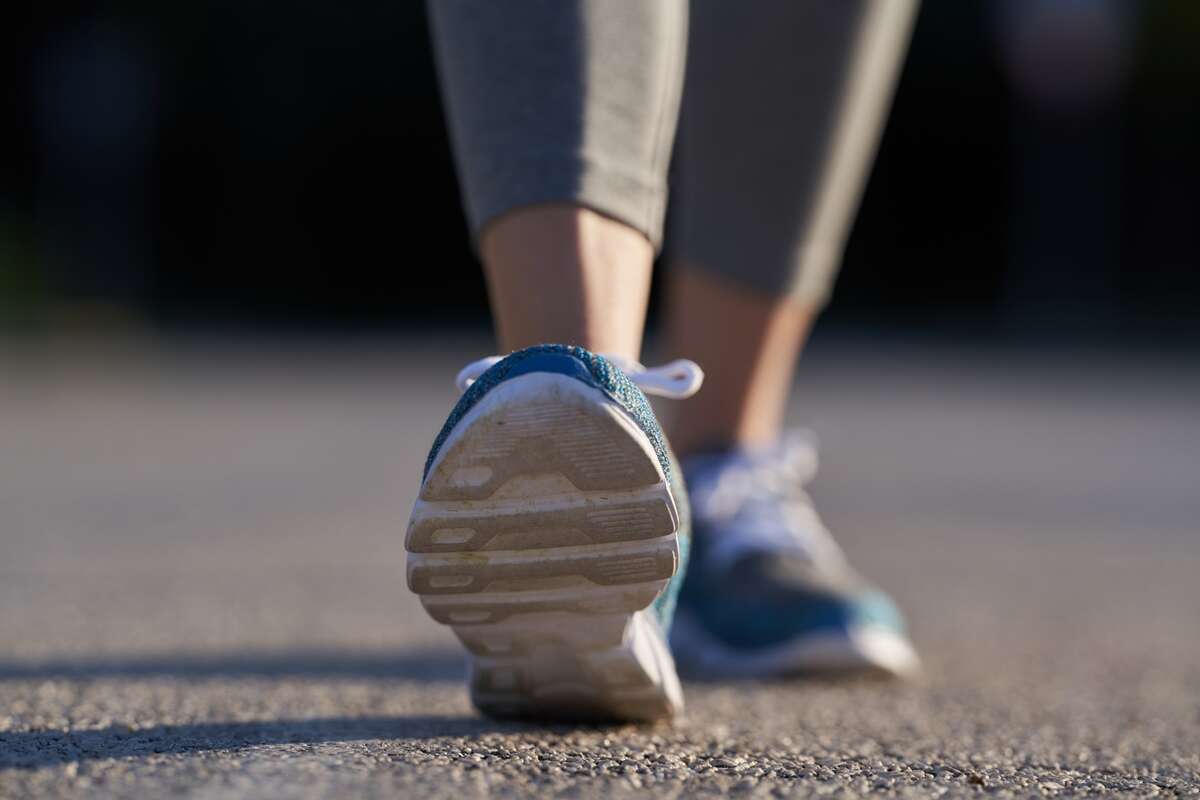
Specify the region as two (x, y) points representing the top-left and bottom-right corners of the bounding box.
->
(663, 270), (816, 459)
(479, 204), (652, 360)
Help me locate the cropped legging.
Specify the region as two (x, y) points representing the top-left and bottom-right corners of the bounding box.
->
(428, 0), (918, 306)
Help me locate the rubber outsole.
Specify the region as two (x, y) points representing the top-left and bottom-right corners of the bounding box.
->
(406, 373), (684, 722)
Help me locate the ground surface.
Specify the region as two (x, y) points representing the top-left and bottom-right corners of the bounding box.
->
(2, 336), (1198, 798)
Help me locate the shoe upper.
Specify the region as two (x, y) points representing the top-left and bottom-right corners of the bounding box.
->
(676, 432), (908, 651)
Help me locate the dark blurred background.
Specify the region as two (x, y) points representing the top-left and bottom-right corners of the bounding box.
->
(3, 1), (1198, 345)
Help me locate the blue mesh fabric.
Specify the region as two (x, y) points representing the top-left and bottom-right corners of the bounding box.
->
(650, 446), (690, 630)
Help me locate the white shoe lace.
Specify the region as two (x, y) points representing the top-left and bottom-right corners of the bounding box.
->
(687, 430), (846, 569)
(454, 353), (704, 399)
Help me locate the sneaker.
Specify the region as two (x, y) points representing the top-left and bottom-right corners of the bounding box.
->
(405, 344), (704, 721)
(670, 431), (920, 678)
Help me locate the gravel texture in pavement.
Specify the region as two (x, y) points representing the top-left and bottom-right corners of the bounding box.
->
(2, 338), (1197, 798)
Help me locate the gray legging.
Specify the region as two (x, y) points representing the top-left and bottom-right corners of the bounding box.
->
(428, 0), (918, 306)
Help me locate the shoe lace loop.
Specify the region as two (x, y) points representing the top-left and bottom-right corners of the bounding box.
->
(455, 354), (704, 399)
(454, 356), (502, 392)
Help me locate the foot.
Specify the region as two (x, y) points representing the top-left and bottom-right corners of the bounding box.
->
(670, 432), (919, 678)
(406, 345), (703, 721)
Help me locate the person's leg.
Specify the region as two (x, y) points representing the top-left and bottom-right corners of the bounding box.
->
(428, 0), (687, 361)
(413, 0), (694, 722)
(665, 0), (922, 679)
(479, 206), (653, 361)
(666, 271), (816, 455)
(667, 0), (919, 456)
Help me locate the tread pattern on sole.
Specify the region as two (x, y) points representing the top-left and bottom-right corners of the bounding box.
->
(406, 373), (683, 721)
(406, 486), (677, 553)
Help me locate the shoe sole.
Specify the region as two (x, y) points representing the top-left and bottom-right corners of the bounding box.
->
(671, 612), (920, 680)
(407, 372), (684, 722)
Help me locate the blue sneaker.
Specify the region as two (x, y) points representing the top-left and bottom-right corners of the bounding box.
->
(406, 345), (704, 721)
(671, 432), (920, 678)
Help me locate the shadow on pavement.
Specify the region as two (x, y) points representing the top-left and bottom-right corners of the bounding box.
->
(1, 715), (526, 770)
(0, 647), (466, 682)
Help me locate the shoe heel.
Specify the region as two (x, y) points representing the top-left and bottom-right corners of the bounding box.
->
(406, 372), (684, 721)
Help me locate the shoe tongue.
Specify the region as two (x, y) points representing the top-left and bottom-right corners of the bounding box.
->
(701, 511), (816, 571)
(683, 435), (817, 502)
(684, 444), (845, 575)
(726, 548), (862, 599)
(682, 447), (774, 511)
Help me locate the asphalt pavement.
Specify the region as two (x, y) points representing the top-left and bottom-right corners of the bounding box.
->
(2, 336), (1197, 798)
